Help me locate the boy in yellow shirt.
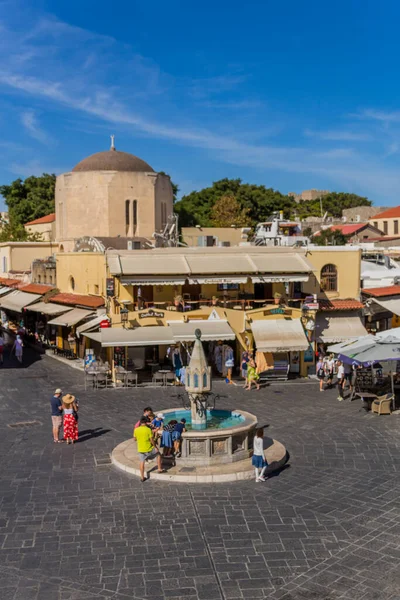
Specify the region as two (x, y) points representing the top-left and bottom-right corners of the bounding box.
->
(134, 417), (164, 482)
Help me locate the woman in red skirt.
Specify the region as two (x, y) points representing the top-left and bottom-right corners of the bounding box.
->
(62, 394), (78, 444)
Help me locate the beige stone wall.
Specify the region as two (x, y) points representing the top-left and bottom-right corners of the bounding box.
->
(55, 171), (173, 242)
(343, 206), (388, 222)
(56, 252), (106, 295)
(303, 247), (361, 299)
(0, 243), (56, 277)
(25, 221), (56, 241)
(0, 245), (11, 277)
(182, 227), (248, 247)
(369, 216), (400, 237)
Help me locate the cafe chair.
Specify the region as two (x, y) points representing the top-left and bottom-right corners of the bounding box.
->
(371, 393), (394, 415)
(95, 372), (110, 389)
(152, 372), (165, 386)
(85, 372), (97, 390)
(126, 371), (138, 387)
(165, 372), (176, 385)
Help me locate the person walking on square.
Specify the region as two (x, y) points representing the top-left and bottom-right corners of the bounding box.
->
(326, 354), (335, 389)
(252, 428), (268, 482)
(12, 334), (23, 364)
(245, 358), (260, 391)
(62, 394), (79, 444)
(336, 360), (345, 401)
(134, 417), (164, 482)
(316, 356), (325, 392)
(50, 388), (63, 443)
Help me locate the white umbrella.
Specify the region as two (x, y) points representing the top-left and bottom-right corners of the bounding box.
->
(338, 335), (400, 409)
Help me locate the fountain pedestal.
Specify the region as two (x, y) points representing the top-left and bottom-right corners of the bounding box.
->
(190, 393), (208, 430)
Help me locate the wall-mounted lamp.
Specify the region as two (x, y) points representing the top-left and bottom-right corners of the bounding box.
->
(120, 307), (129, 328)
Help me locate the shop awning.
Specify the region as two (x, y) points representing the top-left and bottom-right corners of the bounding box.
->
(48, 308), (95, 327)
(83, 326), (175, 347)
(315, 312), (368, 343)
(76, 314), (109, 335)
(25, 302), (74, 316)
(251, 319), (309, 352)
(0, 287), (13, 296)
(121, 276), (186, 286)
(373, 298), (400, 317)
(0, 290), (41, 312)
(168, 320), (236, 341)
(251, 274), (309, 283)
(188, 276), (248, 285)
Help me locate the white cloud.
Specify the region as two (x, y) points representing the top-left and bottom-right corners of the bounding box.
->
(1, 13), (400, 202)
(304, 128), (372, 142)
(20, 109), (50, 144)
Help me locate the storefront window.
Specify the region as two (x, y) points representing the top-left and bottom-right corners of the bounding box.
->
(321, 264), (337, 292)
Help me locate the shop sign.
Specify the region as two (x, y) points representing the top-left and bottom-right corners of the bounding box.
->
(139, 309), (164, 319)
(304, 302), (319, 310)
(106, 278), (114, 297)
(100, 319), (110, 328)
(270, 307), (285, 315)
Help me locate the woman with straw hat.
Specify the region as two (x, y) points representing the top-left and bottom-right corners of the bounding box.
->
(62, 394), (78, 444)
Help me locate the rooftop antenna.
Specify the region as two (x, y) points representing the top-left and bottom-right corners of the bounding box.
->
(110, 134), (115, 150)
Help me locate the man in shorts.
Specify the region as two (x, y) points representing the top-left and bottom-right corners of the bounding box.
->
(50, 388), (63, 442)
(134, 417), (164, 482)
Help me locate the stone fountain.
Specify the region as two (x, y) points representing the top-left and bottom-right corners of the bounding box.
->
(111, 329), (288, 482)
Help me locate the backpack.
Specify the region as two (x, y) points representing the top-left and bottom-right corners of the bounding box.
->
(317, 367), (325, 378)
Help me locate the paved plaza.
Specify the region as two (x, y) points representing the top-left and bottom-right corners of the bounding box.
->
(0, 350), (399, 599)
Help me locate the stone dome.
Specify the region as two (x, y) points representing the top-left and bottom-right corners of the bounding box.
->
(72, 148), (154, 173)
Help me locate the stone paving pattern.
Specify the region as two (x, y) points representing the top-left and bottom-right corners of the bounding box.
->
(0, 350), (399, 599)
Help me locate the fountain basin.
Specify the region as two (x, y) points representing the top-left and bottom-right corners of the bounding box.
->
(161, 408), (257, 466)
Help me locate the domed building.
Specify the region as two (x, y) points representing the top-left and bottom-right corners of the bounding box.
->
(55, 139), (173, 247)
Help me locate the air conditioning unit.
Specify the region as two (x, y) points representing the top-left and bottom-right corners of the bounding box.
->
(127, 241), (133, 250)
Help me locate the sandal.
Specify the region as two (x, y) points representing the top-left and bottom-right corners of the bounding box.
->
(157, 469), (167, 474)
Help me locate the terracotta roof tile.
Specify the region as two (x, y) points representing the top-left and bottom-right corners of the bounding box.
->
(51, 293), (104, 309)
(18, 283), (55, 294)
(0, 278), (21, 287)
(25, 213), (56, 226)
(372, 206), (400, 219)
(318, 299), (363, 311)
(362, 286), (400, 297)
(313, 223), (383, 237)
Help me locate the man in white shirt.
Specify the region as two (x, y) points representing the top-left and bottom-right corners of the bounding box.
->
(337, 360), (345, 401)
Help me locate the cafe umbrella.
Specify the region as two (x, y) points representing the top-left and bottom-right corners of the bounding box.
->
(337, 334), (400, 409)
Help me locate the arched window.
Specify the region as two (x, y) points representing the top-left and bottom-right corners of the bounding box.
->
(38, 275), (41, 283)
(125, 199), (130, 235)
(321, 264), (337, 292)
(203, 372), (208, 387)
(194, 373), (199, 387)
(132, 200), (137, 235)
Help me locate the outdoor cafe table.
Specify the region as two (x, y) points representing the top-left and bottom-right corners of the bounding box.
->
(158, 369), (172, 385)
(356, 392), (378, 411)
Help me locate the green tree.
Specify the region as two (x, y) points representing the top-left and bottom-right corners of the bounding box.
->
(296, 192), (371, 220)
(312, 229), (349, 246)
(0, 174), (56, 230)
(210, 195), (251, 227)
(175, 178), (294, 227)
(0, 223), (44, 242)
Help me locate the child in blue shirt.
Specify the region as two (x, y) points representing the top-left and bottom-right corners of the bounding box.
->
(172, 418), (186, 457)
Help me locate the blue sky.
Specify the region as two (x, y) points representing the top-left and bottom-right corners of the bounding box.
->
(1, 0), (400, 210)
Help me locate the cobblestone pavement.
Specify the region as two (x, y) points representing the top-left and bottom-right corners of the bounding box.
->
(0, 350), (400, 599)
